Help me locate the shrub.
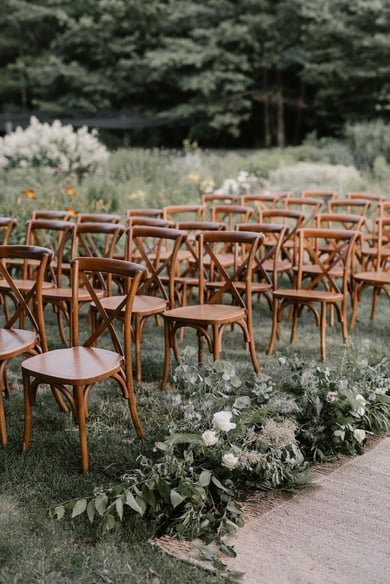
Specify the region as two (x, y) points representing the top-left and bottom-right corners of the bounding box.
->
(0, 116), (109, 176)
(344, 120), (390, 171)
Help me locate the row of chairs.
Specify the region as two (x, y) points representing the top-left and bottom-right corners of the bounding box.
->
(1, 199), (389, 470)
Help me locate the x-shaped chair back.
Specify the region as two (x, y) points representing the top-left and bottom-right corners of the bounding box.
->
(296, 228), (359, 294)
(198, 230), (263, 309)
(163, 205), (206, 224)
(126, 226), (187, 306)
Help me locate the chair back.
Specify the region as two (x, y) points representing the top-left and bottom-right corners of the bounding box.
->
(241, 192), (291, 215)
(198, 230), (263, 311)
(126, 208), (163, 219)
(162, 205), (206, 224)
(236, 223), (289, 290)
(126, 226), (187, 308)
(76, 212), (122, 224)
(71, 257), (146, 354)
(25, 219), (75, 285)
(31, 210), (73, 221)
(0, 245), (53, 350)
(0, 218), (17, 245)
(284, 198), (322, 227)
(295, 228), (359, 294)
(211, 204), (253, 229)
(73, 222), (125, 260)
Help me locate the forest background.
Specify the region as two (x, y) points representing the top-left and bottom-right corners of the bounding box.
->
(1, 0), (389, 149)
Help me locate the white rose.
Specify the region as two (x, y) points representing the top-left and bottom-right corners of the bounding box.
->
(202, 430), (219, 446)
(353, 429), (366, 443)
(222, 452), (239, 470)
(326, 391), (338, 402)
(212, 411), (236, 433)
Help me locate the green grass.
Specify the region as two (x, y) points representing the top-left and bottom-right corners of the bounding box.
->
(1, 282), (389, 583)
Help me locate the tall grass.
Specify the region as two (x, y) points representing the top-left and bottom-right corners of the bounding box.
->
(1, 143), (390, 582)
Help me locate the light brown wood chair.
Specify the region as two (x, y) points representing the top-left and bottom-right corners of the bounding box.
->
(162, 204), (206, 224)
(0, 217), (17, 244)
(0, 245), (53, 445)
(96, 226), (187, 382)
(32, 210), (73, 221)
(241, 193), (291, 218)
(350, 217), (390, 328)
(76, 212), (122, 224)
(22, 256), (147, 472)
(161, 230), (263, 389)
(268, 228), (359, 361)
(126, 208), (163, 220)
(42, 222), (125, 344)
(284, 197), (323, 227)
(301, 190), (338, 210)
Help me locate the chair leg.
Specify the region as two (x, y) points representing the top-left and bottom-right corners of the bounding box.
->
(134, 315), (142, 382)
(371, 287), (380, 320)
(75, 385), (89, 473)
(290, 304), (299, 344)
(0, 389), (7, 445)
(22, 373), (32, 452)
(320, 303), (327, 361)
(161, 320), (172, 390)
(267, 297), (279, 355)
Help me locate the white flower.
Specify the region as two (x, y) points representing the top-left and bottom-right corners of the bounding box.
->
(354, 394), (366, 417)
(222, 452), (239, 470)
(326, 391), (339, 402)
(278, 356), (287, 365)
(353, 429), (366, 443)
(202, 430), (219, 446)
(212, 411), (236, 433)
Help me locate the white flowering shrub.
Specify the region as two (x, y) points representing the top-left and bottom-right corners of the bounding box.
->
(0, 116), (109, 175)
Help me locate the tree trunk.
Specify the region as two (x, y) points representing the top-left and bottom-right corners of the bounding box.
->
(275, 70), (285, 148)
(263, 69), (271, 147)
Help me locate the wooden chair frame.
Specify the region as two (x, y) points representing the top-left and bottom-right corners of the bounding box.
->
(22, 256), (146, 472)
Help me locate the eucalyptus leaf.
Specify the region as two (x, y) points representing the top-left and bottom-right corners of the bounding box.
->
(71, 498), (87, 518)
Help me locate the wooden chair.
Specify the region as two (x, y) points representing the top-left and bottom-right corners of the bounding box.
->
(301, 190), (338, 209)
(240, 193), (291, 217)
(97, 226), (187, 382)
(76, 212), (122, 224)
(284, 197), (323, 227)
(32, 210), (73, 221)
(350, 217), (390, 328)
(161, 230), (263, 389)
(22, 256), (147, 472)
(202, 193), (238, 219)
(162, 204), (206, 224)
(211, 204), (253, 229)
(126, 208), (163, 220)
(268, 228), (359, 361)
(126, 216), (174, 229)
(0, 245), (53, 445)
(42, 222), (125, 344)
(0, 218), (17, 244)
(235, 223), (289, 311)
(328, 198), (371, 217)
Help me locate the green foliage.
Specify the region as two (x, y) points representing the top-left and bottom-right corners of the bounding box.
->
(344, 120), (390, 171)
(56, 347), (390, 564)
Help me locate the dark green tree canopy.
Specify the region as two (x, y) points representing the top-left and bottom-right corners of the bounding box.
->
(0, 0), (389, 146)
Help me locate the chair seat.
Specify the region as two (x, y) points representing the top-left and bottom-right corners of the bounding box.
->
(163, 303), (246, 325)
(354, 272), (390, 285)
(98, 294), (168, 316)
(0, 279), (54, 292)
(22, 347), (123, 385)
(42, 287), (104, 301)
(262, 258), (292, 272)
(273, 289), (343, 302)
(0, 329), (37, 359)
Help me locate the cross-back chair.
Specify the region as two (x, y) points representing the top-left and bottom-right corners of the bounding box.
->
(301, 190), (338, 209)
(350, 217), (390, 328)
(211, 204), (253, 229)
(0, 245), (53, 445)
(76, 212), (122, 224)
(240, 193), (290, 218)
(22, 256), (147, 472)
(126, 208), (163, 220)
(161, 230), (263, 389)
(283, 197), (323, 227)
(162, 204), (206, 224)
(268, 228), (359, 361)
(235, 222), (289, 311)
(31, 210), (73, 221)
(96, 226), (187, 382)
(0, 218), (17, 244)
(42, 222), (125, 344)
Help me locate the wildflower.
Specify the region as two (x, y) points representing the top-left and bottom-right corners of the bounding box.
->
(353, 429), (366, 443)
(326, 391), (339, 402)
(65, 208), (78, 216)
(66, 184), (76, 196)
(212, 411), (236, 433)
(202, 430), (218, 446)
(278, 356), (287, 365)
(222, 452), (239, 470)
(22, 188), (36, 199)
(354, 394), (366, 417)
(187, 172), (200, 184)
